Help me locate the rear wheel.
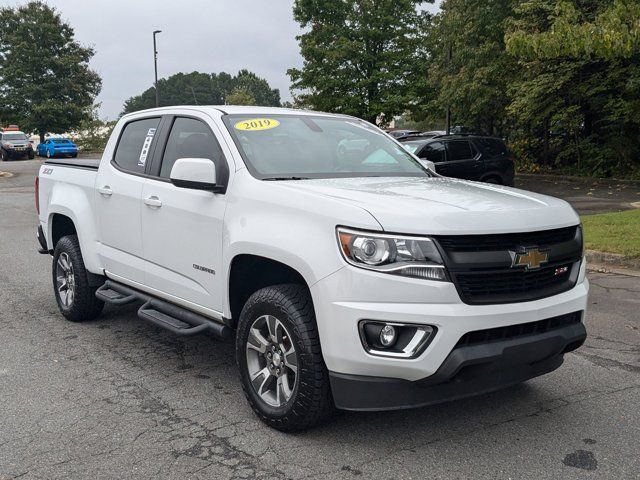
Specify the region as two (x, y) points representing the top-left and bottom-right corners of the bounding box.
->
(484, 176), (502, 185)
(52, 235), (104, 322)
(236, 284), (334, 431)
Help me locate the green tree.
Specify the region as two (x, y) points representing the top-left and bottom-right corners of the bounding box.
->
(226, 87), (256, 106)
(418, 0), (518, 135)
(505, 0), (640, 175)
(288, 0), (430, 125)
(122, 70), (280, 114)
(76, 105), (116, 152)
(0, 2), (101, 141)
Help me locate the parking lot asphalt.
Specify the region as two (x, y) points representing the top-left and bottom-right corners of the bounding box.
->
(516, 175), (640, 215)
(1, 159), (639, 479)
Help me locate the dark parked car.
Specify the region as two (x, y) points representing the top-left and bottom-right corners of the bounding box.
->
(402, 135), (515, 186)
(386, 129), (422, 139)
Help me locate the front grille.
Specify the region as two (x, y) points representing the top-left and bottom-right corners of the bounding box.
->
(451, 262), (575, 304)
(435, 226), (582, 304)
(455, 311), (582, 349)
(437, 226), (577, 252)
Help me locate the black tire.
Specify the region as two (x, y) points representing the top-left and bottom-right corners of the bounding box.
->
(71, 153), (78, 158)
(484, 176), (503, 185)
(236, 284), (334, 431)
(0, 149), (7, 162)
(52, 235), (104, 322)
(28, 151), (35, 159)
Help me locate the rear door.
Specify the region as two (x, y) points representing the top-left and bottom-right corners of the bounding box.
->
(442, 140), (481, 180)
(94, 116), (162, 283)
(140, 115), (230, 315)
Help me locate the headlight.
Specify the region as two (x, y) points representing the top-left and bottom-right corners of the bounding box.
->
(3, 142), (13, 148)
(337, 227), (448, 281)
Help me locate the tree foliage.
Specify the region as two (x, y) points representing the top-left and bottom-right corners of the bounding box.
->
(0, 1), (101, 141)
(288, 0), (431, 124)
(122, 70), (280, 114)
(421, 0), (518, 135)
(411, 0), (640, 177)
(506, 1), (640, 60)
(504, 0), (640, 175)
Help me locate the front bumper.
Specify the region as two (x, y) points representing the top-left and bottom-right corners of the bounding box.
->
(312, 261), (588, 382)
(3, 146), (33, 158)
(330, 319), (586, 410)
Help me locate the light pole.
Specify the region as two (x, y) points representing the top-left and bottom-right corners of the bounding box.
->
(153, 30), (162, 108)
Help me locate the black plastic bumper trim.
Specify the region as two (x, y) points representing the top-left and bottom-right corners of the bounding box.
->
(36, 225), (49, 254)
(330, 320), (586, 411)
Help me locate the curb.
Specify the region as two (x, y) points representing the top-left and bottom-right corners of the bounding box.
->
(516, 173), (640, 186)
(585, 249), (640, 271)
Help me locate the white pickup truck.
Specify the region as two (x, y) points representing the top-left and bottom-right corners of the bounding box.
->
(36, 106), (588, 431)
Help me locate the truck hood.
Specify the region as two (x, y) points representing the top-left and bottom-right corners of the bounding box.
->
(278, 176), (580, 235)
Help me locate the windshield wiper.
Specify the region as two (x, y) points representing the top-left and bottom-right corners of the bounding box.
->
(262, 176), (311, 181)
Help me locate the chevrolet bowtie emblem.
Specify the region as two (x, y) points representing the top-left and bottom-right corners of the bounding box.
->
(510, 247), (549, 270)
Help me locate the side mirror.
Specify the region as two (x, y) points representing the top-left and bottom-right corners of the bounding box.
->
(170, 158), (220, 192)
(419, 159), (437, 172)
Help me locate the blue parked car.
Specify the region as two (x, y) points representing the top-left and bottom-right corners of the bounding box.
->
(37, 138), (78, 158)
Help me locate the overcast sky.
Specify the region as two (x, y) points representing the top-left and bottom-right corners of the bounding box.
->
(1, 0), (441, 120)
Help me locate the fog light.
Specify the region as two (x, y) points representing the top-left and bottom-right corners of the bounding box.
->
(360, 321), (436, 359)
(379, 324), (397, 347)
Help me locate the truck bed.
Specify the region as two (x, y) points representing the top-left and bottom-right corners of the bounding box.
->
(45, 158), (100, 170)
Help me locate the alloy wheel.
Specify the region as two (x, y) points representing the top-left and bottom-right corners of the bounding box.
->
(245, 314), (298, 407)
(55, 252), (75, 307)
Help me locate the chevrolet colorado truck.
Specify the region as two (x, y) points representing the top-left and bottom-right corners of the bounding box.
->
(36, 106), (588, 431)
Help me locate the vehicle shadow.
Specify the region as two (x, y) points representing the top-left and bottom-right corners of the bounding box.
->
(91, 302), (564, 447)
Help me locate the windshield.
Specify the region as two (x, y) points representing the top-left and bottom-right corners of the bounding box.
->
(2, 133), (28, 141)
(222, 114), (429, 180)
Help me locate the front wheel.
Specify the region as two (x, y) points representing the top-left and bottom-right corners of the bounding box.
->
(52, 235), (104, 322)
(236, 284), (334, 431)
(46, 149), (52, 158)
(0, 149), (7, 162)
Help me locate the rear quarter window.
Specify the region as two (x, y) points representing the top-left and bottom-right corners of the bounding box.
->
(475, 138), (508, 156)
(113, 117), (161, 174)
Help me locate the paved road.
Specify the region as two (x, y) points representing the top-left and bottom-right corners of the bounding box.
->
(1, 160), (639, 479)
(516, 175), (640, 215)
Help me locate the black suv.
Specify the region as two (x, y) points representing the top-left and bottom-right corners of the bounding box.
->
(400, 135), (515, 186)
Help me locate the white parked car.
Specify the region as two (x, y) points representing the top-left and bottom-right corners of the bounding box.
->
(36, 106), (588, 431)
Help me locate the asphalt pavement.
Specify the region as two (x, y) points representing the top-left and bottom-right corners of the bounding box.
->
(1, 159), (639, 479)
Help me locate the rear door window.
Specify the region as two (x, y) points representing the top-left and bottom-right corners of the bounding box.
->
(113, 117), (161, 174)
(475, 138), (508, 156)
(446, 140), (475, 161)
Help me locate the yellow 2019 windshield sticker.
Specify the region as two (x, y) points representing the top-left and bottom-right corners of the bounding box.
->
(234, 118), (280, 131)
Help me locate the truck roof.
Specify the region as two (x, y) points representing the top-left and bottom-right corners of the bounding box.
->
(122, 105), (349, 119)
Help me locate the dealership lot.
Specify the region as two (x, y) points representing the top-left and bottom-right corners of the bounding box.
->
(1, 160), (639, 479)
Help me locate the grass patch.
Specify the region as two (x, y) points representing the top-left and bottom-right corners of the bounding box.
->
(581, 209), (640, 259)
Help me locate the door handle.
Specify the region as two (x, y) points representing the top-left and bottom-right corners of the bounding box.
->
(144, 195), (162, 208)
(98, 186), (113, 197)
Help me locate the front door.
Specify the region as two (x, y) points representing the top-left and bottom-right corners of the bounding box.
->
(140, 116), (229, 314)
(442, 140), (481, 181)
(94, 116), (162, 283)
